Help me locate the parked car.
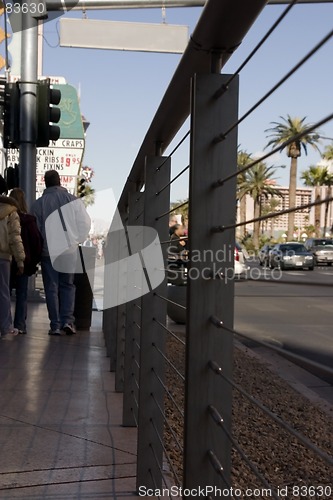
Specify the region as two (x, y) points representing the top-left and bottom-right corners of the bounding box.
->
(167, 242), (248, 323)
(258, 243), (274, 267)
(304, 238), (333, 266)
(268, 242), (314, 270)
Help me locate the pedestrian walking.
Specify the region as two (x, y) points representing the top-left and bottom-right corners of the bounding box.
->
(10, 188), (43, 335)
(169, 224), (188, 258)
(31, 170), (91, 336)
(0, 194), (25, 340)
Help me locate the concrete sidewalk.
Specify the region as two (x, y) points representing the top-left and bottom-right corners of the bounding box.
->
(0, 302), (141, 499)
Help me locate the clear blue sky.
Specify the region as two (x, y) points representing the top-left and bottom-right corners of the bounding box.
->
(19, 3), (333, 205)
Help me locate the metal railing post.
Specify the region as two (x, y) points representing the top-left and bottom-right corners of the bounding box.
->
(184, 73), (239, 489)
(123, 191), (145, 426)
(115, 212), (129, 392)
(103, 218), (121, 371)
(136, 155), (171, 490)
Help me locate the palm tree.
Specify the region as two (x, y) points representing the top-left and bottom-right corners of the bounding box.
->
(82, 185), (96, 207)
(265, 116), (321, 240)
(238, 161), (281, 250)
(300, 165), (329, 237)
(321, 144), (333, 236)
(237, 149), (253, 240)
(322, 144), (333, 162)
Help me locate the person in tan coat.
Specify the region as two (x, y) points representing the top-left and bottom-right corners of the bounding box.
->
(0, 195), (25, 339)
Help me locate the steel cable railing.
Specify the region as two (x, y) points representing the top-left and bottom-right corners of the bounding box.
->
(207, 449), (230, 488)
(150, 418), (182, 488)
(208, 405), (280, 500)
(105, 0), (333, 495)
(213, 29), (333, 144)
(220, 322), (333, 378)
(152, 368), (185, 419)
(214, 112), (333, 186)
(152, 343), (185, 383)
(213, 194), (333, 233)
(153, 318), (186, 346)
(151, 393), (184, 453)
(156, 165), (190, 196)
(154, 292), (187, 310)
(155, 200), (189, 221)
(214, 0), (300, 98)
(209, 361), (333, 467)
(155, 131), (191, 172)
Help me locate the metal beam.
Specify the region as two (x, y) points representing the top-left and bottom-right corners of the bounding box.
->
(45, 0), (333, 10)
(46, 0), (205, 10)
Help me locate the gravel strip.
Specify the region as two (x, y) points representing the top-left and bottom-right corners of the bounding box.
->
(164, 333), (333, 499)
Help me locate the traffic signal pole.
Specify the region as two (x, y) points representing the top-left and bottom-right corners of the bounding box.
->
(20, 9), (38, 209)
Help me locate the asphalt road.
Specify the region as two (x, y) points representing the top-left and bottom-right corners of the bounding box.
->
(234, 263), (333, 382)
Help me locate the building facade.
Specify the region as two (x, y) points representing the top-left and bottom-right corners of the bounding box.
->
(239, 185), (333, 239)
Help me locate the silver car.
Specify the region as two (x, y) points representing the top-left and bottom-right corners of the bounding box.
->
(304, 238), (333, 266)
(269, 243), (314, 271)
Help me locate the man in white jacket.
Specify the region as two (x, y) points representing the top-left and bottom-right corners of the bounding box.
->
(31, 170), (91, 336)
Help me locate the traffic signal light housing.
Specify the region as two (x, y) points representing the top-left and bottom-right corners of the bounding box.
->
(36, 79), (61, 147)
(2, 82), (20, 149)
(5, 164), (19, 189)
(77, 177), (86, 197)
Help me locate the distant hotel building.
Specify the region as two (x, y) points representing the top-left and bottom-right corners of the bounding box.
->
(261, 186), (313, 232)
(240, 185), (333, 236)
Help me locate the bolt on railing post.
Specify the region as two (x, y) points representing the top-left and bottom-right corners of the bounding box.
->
(123, 191), (145, 426)
(136, 155), (171, 491)
(183, 73), (239, 489)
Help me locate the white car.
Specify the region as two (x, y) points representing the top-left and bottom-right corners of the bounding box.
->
(234, 243), (249, 279)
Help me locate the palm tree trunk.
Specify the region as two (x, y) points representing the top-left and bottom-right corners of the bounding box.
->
(253, 198), (260, 251)
(323, 186), (331, 237)
(314, 186), (321, 237)
(288, 157), (297, 240)
(239, 195), (247, 239)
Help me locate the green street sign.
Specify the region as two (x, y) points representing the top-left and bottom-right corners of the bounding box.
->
(54, 84), (84, 139)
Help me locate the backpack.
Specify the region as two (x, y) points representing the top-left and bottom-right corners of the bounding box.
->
(18, 213), (43, 276)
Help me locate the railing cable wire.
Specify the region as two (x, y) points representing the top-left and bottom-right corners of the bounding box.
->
(152, 343), (185, 382)
(155, 200), (189, 221)
(152, 368), (184, 418)
(156, 165), (190, 195)
(212, 195), (333, 232)
(155, 131), (190, 171)
(153, 318), (186, 346)
(150, 418), (182, 487)
(222, 323), (333, 378)
(214, 112), (333, 185)
(151, 393), (184, 453)
(209, 361), (333, 467)
(154, 292), (187, 310)
(208, 405), (280, 500)
(216, 0), (299, 96)
(213, 29), (333, 144)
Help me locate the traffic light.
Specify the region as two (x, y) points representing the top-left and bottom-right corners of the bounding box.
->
(36, 79), (61, 147)
(2, 82), (20, 149)
(5, 163), (19, 189)
(77, 177), (86, 197)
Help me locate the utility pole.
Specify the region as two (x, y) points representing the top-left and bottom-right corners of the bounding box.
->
(19, 6), (38, 209)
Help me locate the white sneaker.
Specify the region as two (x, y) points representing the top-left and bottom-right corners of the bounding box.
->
(2, 328), (19, 340)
